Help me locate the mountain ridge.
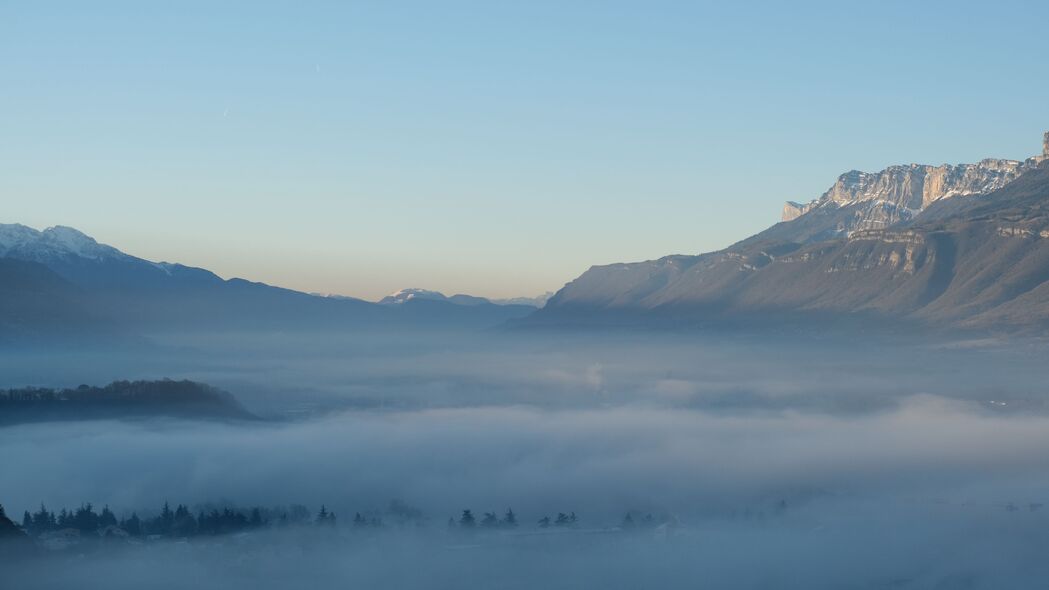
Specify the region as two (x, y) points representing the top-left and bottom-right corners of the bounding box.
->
(535, 133), (1049, 334)
(0, 225), (534, 341)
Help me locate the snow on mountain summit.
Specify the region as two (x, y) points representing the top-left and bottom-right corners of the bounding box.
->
(379, 288), (448, 305)
(0, 223), (125, 262)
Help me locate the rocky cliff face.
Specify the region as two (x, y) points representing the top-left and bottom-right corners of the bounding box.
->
(778, 134), (1049, 239)
(537, 133), (1049, 333)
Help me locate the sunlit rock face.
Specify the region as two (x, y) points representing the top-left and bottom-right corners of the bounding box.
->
(779, 133), (1049, 235)
(539, 134), (1049, 333)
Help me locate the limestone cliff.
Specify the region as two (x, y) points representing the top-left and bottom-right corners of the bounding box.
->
(778, 133), (1049, 238)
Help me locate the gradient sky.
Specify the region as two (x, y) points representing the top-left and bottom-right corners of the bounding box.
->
(2, 1), (1047, 300)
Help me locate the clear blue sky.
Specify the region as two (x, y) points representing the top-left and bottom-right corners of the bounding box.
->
(2, 1), (1047, 300)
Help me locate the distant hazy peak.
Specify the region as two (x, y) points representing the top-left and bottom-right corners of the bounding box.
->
(380, 288), (450, 305)
(379, 288), (548, 307)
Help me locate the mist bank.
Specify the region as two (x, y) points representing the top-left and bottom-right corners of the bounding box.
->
(5, 400), (1049, 521)
(2, 327), (1047, 420)
(6, 400), (1049, 588)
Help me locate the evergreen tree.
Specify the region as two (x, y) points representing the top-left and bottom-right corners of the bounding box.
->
(172, 505), (197, 537)
(459, 509), (475, 528)
(250, 507), (263, 528)
(73, 503), (99, 532)
(57, 508), (72, 528)
(353, 512), (367, 528)
(159, 502), (174, 534)
(537, 516), (551, 528)
(123, 513), (142, 536)
(100, 505), (117, 528)
(315, 505), (335, 526)
(32, 504), (55, 533)
(502, 508), (518, 528)
(622, 513), (635, 529)
(480, 512), (498, 528)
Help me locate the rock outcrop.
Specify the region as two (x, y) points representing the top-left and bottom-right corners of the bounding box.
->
(777, 134), (1049, 241)
(536, 133), (1049, 334)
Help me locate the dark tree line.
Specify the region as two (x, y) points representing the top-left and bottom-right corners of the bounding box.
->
(18, 501), (333, 539)
(0, 379), (254, 425)
(14, 499), (589, 541)
(448, 508), (545, 530)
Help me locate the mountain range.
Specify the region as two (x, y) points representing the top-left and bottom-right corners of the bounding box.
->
(533, 132), (1049, 334)
(0, 225), (534, 343)
(6, 132), (1049, 341)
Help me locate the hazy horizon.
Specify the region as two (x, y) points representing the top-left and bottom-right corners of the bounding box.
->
(4, 1), (1048, 299)
(6, 4), (1049, 589)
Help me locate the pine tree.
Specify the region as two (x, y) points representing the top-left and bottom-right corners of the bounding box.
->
(459, 509), (475, 528)
(100, 505), (117, 528)
(123, 513), (142, 536)
(502, 508), (518, 528)
(160, 502), (174, 534)
(316, 505), (335, 526)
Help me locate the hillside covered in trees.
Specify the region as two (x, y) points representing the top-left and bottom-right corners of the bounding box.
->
(0, 379), (255, 425)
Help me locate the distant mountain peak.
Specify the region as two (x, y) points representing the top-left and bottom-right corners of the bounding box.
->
(379, 288), (547, 307)
(0, 223), (124, 262)
(380, 288), (448, 305)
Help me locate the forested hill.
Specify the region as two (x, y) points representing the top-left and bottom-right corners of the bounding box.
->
(0, 380), (256, 425)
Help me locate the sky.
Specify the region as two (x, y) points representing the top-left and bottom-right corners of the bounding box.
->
(1, 1), (1048, 301)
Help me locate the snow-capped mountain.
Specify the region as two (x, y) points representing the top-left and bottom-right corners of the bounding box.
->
(379, 288), (548, 308)
(0, 224), (127, 263)
(0, 224), (536, 339)
(380, 288), (476, 306)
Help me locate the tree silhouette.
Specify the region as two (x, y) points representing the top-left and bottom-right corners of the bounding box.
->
(100, 505), (117, 528)
(622, 513), (635, 529)
(502, 508), (518, 528)
(315, 505), (336, 526)
(459, 509), (475, 528)
(122, 513), (142, 536)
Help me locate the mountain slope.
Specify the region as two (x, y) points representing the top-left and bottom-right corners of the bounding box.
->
(0, 257), (119, 344)
(536, 144), (1049, 334)
(0, 225), (532, 334)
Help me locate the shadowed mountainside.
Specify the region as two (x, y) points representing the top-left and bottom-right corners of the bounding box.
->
(536, 160), (1049, 334)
